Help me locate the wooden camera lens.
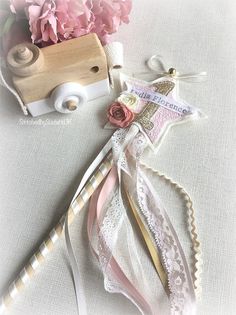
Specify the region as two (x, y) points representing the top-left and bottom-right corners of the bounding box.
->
(7, 43), (44, 77)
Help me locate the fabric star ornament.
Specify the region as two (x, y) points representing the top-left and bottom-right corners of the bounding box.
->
(0, 69), (203, 315)
(117, 73), (204, 151)
(96, 71), (204, 315)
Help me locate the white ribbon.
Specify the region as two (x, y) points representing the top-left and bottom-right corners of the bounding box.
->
(136, 54), (207, 83)
(64, 138), (112, 315)
(0, 58), (28, 115)
(64, 215), (87, 315)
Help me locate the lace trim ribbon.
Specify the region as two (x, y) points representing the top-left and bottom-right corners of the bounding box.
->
(81, 126), (198, 315)
(135, 165), (196, 315)
(125, 190), (168, 290)
(88, 166), (154, 315)
(138, 161), (202, 298)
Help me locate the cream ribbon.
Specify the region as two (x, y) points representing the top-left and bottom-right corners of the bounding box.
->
(125, 190), (168, 290)
(64, 139), (113, 315)
(136, 54), (207, 83)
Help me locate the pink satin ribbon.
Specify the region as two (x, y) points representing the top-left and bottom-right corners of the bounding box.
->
(67, 127), (196, 315)
(87, 166), (155, 315)
(87, 152), (196, 315)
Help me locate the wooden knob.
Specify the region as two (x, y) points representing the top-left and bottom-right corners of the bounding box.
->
(16, 46), (33, 63)
(65, 100), (78, 111)
(7, 43), (44, 77)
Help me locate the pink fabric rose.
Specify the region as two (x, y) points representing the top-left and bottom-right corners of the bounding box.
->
(107, 102), (134, 128)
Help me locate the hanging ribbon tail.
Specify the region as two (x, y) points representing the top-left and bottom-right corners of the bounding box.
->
(124, 190), (168, 291)
(65, 214), (87, 315)
(110, 126), (197, 314)
(66, 123), (198, 315)
(87, 166), (155, 315)
(64, 139), (113, 315)
(137, 160), (203, 298)
(122, 156), (197, 315)
(87, 127), (171, 315)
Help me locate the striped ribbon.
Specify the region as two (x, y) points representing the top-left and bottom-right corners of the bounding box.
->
(0, 152), (113, 313)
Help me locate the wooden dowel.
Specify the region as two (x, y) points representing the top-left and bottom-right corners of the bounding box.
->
(0, 153), (113, 313)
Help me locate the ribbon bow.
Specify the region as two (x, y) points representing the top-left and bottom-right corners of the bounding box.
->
(135, 54), (207, 83)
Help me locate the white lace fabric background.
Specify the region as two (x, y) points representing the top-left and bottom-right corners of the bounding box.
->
(0, 0), (235, 314)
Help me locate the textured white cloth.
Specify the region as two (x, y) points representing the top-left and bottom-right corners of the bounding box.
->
(0, 0), (236, 314)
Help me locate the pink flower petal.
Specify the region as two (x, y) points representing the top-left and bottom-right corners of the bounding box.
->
(5, 0), (132, 48)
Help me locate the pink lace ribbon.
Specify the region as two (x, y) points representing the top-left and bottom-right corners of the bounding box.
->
(85, 127), (197, 315)
(65, 126), (197, 315)
(134, 166), (196, 314)
(87, 166), (154, 315)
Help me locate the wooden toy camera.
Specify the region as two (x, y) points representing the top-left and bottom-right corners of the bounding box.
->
(6, 33), (112, 117)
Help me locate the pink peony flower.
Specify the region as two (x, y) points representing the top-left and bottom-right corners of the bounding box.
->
(26, 0), (94, 45)
(27, 0), (58, 43)
(1, 0), (132, 50)
(107, 101), (134, 128)
(56, 0), (94, 40)
(91, 0), (132, 44)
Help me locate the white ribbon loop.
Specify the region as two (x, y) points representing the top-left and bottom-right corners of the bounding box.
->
(145, 54), (207, 82)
